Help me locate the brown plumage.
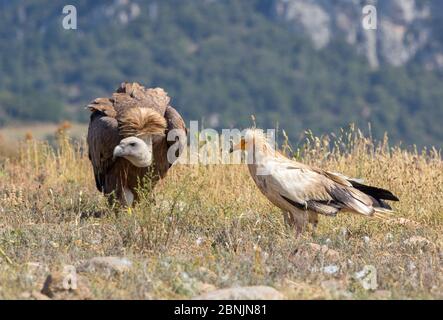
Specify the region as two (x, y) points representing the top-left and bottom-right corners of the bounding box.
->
(231, 129), (399, 235)
(87, 82), (187, 206)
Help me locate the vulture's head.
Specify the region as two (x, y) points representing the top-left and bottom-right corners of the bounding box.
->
(114, 107), (168, 167)
(113, 136), (153, 167)
(229, 129), (262, 153)
(229, 128), (275, 156)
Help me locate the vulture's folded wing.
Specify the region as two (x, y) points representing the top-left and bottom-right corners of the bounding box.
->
(87, 115), (121, 192)
(165, 105), (186, 128)
(323, 170), (399, 208)
(152, 105), (187, 177)
(262, 158), (375, 216)
(165, 105), (187, 143)
(166, 105), (187, 166)
(263, 159), (334, 204)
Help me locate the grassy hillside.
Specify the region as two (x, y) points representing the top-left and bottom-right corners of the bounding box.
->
(0, 129), (442, 299)
(0, 1), (442, 148)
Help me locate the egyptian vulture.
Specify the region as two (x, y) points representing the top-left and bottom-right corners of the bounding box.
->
(87, 82), (187, 206)
(230, 129), (399, 235)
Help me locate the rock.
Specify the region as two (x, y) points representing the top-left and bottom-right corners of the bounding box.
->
(193, 286), (285, 300)
(296, 243), (340, 262)
(77, 256), (132, 276)
(25, 262), (49, 273)
(340, 227), (349, 239)
(347, 259), (354, 268)
(40, 265), (91, 300)
(275, 0), (331, 49)
(23, 262), (49, 284)
(362, 236), (371, 245)
(354, 265), (378, 291)
(323, 265), (339, 275)
(272, 0), (435, 69)
(49, 241), (59, 248)
(381, 0), (427, 24)
(196, 237), (204, 246)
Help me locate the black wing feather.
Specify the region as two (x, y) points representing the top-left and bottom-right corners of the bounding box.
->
(349, 180), (399, 201)
(280, 194), (340, 216)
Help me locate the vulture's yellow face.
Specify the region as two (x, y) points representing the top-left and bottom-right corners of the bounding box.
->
(113, 136), (153, 167)
(229, 129), (258, 153)
(229, 138), (247, 153)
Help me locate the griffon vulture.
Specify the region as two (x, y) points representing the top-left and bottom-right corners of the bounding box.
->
(87, 82), (187, 206)
(230, 129), (399, 235)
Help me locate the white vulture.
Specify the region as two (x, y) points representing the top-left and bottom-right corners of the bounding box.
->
(87, 82), (187, 206)
(230, 129), (399, 235)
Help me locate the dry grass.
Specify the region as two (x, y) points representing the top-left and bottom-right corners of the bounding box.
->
(0, 125), (442, 299)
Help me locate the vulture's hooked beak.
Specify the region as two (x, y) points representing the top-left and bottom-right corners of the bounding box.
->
(113, 145), (124, 160)
(229, 138), (246, 153)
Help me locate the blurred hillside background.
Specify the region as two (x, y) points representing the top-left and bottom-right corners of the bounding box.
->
(0, 0), (442, 148)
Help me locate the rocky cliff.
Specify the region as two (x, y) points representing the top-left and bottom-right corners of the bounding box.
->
(272, 0), (442, 70)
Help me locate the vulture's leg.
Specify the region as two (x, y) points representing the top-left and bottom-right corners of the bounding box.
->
(308, 211), (319, 235)
(289, 209), (308, 236)
(282, 210), (293, 227)
(122, 187), (134, 207)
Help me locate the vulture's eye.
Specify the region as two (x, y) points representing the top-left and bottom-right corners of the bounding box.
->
(129, 142), (136, 147)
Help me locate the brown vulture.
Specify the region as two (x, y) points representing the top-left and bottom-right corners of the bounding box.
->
(87, 82), (187, 206)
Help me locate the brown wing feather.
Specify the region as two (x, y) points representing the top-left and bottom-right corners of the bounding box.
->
(113, 82), (170, 116)
(165, 105), (187, 134)
(153, 105), (188, 178)
(87, 99), (117, 118)
(87, 115), (120, 193)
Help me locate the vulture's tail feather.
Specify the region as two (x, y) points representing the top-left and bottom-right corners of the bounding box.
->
(373, 207), (396, 220)
(349, 180), (399, 201)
